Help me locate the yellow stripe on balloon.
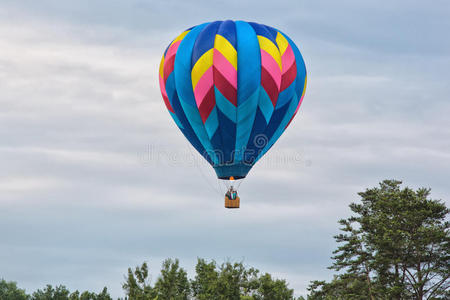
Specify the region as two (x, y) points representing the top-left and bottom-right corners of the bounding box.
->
(275, 32), (289, 55)
(159, 55), (165, 79)
(257, 35), (282, 70)
(214, 34), (237, 70)
(301, 75), (307, 98)
(191, 48), (214, 89)
(171, 30), (190, 46)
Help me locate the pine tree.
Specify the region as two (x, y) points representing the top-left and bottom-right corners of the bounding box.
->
(308, 180), (449, 299)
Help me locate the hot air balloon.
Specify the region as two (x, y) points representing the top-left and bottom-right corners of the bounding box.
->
(158, 20), (307, 208)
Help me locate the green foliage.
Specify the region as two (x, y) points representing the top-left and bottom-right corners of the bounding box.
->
(308, 180), (450, 300)
(0, 279), (29, 300)
(31, 285), (112, 300)
(0, 280), (112, 300)
(121, 258), (296, 299)
(2, 258), (299, 300)
(191, 259), (261, 300)
(190, 258), (294, 300)
(255, 273), (294, 300)
(122, 259), (190, 300)
(32, 285), (68, 300)
(190, 258), (219, 299)
(122, 262), (157, 300)
(76, 287), (112, 300)
(153, 259), (190, 300)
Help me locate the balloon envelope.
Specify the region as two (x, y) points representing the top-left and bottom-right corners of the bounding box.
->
(159, 20), (307, 179)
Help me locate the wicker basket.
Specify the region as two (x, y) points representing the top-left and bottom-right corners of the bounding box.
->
(225, 196), (240, 209)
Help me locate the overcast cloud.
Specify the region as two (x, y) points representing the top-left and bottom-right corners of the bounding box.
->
(0, 0), (449, 298)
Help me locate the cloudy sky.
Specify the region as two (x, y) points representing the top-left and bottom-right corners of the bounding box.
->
(1, 0), (449, 298)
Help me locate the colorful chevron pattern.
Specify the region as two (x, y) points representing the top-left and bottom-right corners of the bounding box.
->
(159, 21), (307, 179)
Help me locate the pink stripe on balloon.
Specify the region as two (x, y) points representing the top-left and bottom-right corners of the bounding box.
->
(159, 75), (168, 98)
(213, 49), (237, 89)
(260, 50), (281, 89)
(193, 66), (214, 107)
(165, 41), (181, 59)
(281, 45), (295, 75)
(294, 93), (305, 116)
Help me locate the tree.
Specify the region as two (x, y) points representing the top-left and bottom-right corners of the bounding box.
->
(191, 258), (295, 300)
(0, 280), (112, 300)
(89, 287), (112, 300)
(122, 262), (157, 299)
(191, 258), (262, 300)
(32, 285), (71, 300)
(75, 287), (112, 300)
(0, 279), (29, 300)
(123, 259), (190, 300)
(153, 259), (190, 300)
(31, 285), (112, 300)
(190, 258), (220, 299)
(308, 180), (449, 300)
(2, 257), (301, 299)
(256, 273), (294, 300)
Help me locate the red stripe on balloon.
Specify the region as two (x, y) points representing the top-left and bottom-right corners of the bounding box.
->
(159, 75), (174, 113)
(213, 49), (237, 89)
(281, 44), (295, 73)
(280, 61), (297, 91)
(163, 55), (175, 84)
(261, 67), (280, 106)
(198, 87), (216, 123)
(163, 41), (182, 83)
(213, 66), (237, 106)
(162, 94), (174, 113)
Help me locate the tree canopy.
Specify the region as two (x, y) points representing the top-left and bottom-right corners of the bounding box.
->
(308, 180), (449, 300)
(124, 258), (297, 300)
(1, 258), (298, 299)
